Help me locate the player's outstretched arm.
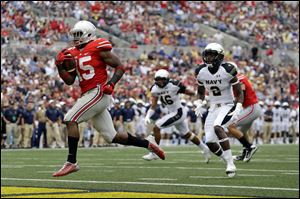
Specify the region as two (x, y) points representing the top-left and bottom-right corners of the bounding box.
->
(100, 51), (125, 86)
(145, 96), (158, 124)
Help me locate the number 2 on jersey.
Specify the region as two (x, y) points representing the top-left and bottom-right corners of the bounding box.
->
(76, 56), (95, 81)
(210, 86), (222, 96)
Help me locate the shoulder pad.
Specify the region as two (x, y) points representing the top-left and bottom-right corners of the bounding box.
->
(66, 47), (76, 52)
(169, 79), (180, 86)
(92, 38), (112, 51)
(195, 64), (206, 76)
(222, 62), (237, 76)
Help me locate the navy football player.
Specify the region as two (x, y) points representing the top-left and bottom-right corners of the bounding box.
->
(144, 69), (211, 162)
(195, 43), (244, 177)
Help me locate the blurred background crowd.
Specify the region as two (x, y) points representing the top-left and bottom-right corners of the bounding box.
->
(1, 1), (299, 149)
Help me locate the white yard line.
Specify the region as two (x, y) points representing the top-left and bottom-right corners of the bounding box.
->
(190, 174), (275, 178)
(139, 178), (178, 181)
(190, 176), (229, 179)
(117, 162), (145, 165)
(1, 164), (299, 173)
(1, 165), (24, 169)
(282, 173), (299, 175)
(1, 178), (298, 191)
(233, 174), (275, 177)
(36, 171), (54, 173)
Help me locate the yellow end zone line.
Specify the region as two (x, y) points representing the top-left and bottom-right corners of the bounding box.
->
(1, 187), (245, 198)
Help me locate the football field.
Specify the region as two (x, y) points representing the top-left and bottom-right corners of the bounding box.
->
(1, 144), (299, 198)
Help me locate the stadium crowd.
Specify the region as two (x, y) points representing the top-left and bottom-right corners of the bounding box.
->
(1, 1), (299, 149)
(1, 46), (299, 149)
(1, 1), (299, 50)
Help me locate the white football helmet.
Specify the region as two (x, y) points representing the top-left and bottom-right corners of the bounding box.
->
(154, 69), (170, 88)
(274, 101), (281, 106)
(70, 20), (96, 46)
(155, 69), (169, 79)
(202, 43), (225, 67)
(282, 102), (289, 107)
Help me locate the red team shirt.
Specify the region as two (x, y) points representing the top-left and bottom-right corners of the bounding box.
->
(235, 74), (258, 108)
(66, 38), (112, 94)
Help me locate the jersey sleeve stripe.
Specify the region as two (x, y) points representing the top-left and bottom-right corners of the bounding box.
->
(98, 41), (110, 45)
(231, 80), (239, 85)
(197, 81), (204, 86)
(96, 44), (112, 49)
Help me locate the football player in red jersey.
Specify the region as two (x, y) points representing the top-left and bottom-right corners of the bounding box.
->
(52, 20), (165, 177)
(227, 63), (261, 162)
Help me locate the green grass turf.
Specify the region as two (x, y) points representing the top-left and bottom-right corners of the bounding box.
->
(1, 144), (299, 198)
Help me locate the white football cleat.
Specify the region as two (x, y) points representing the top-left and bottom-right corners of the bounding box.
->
(144, 135), (165, 160)
(243, 145), (258, 162)
(225, 162), (236, 178)
(142, 152), (159, 161)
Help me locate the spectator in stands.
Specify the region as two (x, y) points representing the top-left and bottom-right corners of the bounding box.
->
(46, 100), (64, 148)
(36, 101), (48, 148)
(120, 100), (136, 136)
(21, 102), (35, 148)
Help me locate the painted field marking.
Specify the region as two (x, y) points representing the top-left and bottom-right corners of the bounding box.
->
(231, 174), (275, 177)
(282, 173), (299, 175)
(0, 187), (244, 198)
(190, 176), (229, 179)
(139, 178), (178, 181)
(1, 178), (298, 192)
(1, 164), (299, 173)
(117, 162), (145, 165)
(36, 171), (54, 173)
(1, 165), (24, 169)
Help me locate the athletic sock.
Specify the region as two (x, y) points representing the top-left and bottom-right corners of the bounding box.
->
(221, 149), (233, 163)
(126, 133), (149, 148)
(238, 136), (252, 149)
(198, 141), (209, 151)
(67, 136), (79, 164)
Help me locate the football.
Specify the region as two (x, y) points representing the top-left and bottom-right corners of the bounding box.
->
(63, 53), (76, 73)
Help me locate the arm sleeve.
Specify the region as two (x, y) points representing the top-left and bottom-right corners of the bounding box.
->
(177, 82), (186, 94)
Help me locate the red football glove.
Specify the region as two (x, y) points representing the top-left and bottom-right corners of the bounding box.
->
(55, 49), (73, 68)
(102, 82), (115, 95)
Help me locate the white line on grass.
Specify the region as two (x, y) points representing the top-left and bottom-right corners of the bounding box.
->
(1, 178), (298, 191)
(139, 178), (178, 181)
(1, 164), (299, 173)
(190, 176), (229, 179)
(190, 175), (276, 178)
(282, 173), (299, 175)
(249, 159), (298, 163)
(117, 162), (145, 165)
(1, 165), (24, 169)
(234, 174), (275, 177)
(36, 171), (54, 173)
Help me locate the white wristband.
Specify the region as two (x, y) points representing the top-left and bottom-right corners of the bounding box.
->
(236, 102), (243, 111)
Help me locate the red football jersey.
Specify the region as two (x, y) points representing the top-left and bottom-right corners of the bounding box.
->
(66, 38), (112, 94)
(235, 74), (258, 108)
